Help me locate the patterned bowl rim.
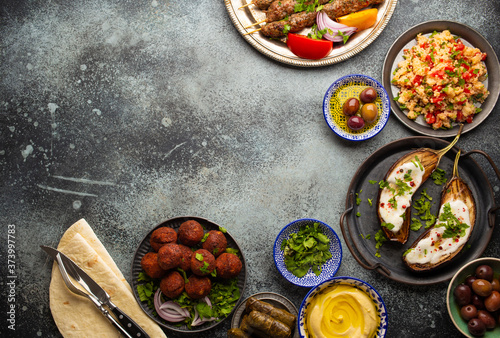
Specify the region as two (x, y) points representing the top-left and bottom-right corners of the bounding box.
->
(322, 74), (391, 141)
(273, 218), (342, 287)
(298, 276), (388, 338)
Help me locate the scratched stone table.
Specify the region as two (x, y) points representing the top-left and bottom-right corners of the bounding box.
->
(1, 0), (499, 337)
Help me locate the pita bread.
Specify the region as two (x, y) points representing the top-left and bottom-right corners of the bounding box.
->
(49, 219), (166, 338)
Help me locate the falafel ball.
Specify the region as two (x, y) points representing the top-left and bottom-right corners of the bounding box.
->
(157, 243), (183, 270)
(160, 270), (185, 299)
(178, 244), (193, 272)
(178, 220), (204, 246)
(215, 253), (242, 279)
(202, 230), (227, 257)
(190, 249), (216, 276)
(150, 226), (177, 252)
(185, 275), (212, 299)
(140, 252), (166, 279)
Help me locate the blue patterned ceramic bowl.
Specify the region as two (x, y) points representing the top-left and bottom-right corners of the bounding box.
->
(323, 74), (390, 141)
(273, 218), (342, 288)
(298, 277), (388, 338)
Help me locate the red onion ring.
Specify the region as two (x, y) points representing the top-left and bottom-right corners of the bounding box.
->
(316, 11), (357, 43)
(154, 289), (190, 323)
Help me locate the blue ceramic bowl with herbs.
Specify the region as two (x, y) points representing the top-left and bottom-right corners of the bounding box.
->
(273, 218), (342, 287)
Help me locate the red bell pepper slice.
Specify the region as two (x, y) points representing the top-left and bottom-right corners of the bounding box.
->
(286, 34), (333, 60)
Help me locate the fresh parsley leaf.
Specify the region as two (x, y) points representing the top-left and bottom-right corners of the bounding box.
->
(282, 223), (332, 278)
(431, 167), (447, 185)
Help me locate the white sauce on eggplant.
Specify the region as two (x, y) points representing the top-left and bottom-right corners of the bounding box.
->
(379, 161), (425, 233)
(405, 200), (471, 265)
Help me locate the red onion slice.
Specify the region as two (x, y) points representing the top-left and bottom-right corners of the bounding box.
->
(316, 11), (357, 43)
(154, 289), (190, 323)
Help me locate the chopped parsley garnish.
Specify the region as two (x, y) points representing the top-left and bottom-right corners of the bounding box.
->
(336, 30), (351, 44)
(412, 189), (436, 229)
(411, 156), (424, 171)
(410, 217), (423, 231)
(403, 248), (413, 256)
(374, 230), (387, 258)
(431, 167), (447, 185)
(281, 223), (332, 278)
(439, 203), (470, 238)
(355, 189), (362, 206)
(381, 222), (395, 230)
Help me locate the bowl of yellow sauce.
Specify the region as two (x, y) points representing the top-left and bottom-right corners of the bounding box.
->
(323, 74), (390, 141)
(298, 277), (387, 338)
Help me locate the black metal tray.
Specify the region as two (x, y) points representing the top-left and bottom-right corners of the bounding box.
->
(340, 137), (499, 285)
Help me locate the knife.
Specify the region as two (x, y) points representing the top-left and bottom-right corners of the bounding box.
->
(41, 245), (151, 338)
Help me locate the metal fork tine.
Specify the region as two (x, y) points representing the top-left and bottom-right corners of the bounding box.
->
(61, 254), (95, 295)
(56, 254), (88, 298)
(54, 253), (134, 338)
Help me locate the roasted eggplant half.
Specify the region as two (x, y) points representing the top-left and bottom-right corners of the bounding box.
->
(377, 125), (463, 244)
(403, 150), (476, 271)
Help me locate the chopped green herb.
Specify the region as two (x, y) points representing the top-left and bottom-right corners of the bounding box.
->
(281, 222), (332, 278)
(439, 203), (470, 238)
(367, 198), (373, 206)
(381, 222), (395, 230)
(403, 248), (413, 256)
(410, 217), (423, 231)
(355, 190), (362, 206)
(374, 230), (387, 257)
(431, 167), (447, 185)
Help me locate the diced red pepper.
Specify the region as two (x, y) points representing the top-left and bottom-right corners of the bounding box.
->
(466, 116), (473, 123)
(413, 75), (423, 86)
(431, 93), (446, 104)
(424, 54), (434, 68)
(425, 113), (436, 125)
(455, 42), (465, 51)
(445, 65), (454, 72)
(462, 71), (473, 81)
(457, 111), (464, 121)
(432, 85), (443, 92)
(431, 69), (445, 79)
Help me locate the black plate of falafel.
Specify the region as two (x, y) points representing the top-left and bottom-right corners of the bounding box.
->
(131, 216), (247, 333)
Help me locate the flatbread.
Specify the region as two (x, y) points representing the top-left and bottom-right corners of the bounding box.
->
(49, 219), (166, 338)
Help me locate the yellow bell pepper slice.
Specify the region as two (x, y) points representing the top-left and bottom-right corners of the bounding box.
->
(337, 8), (378, 31)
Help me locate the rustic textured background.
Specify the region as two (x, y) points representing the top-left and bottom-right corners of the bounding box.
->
(1, 0), (499, 336)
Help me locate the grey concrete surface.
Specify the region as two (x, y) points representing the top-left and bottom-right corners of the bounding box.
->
(1, 0), (499, 337)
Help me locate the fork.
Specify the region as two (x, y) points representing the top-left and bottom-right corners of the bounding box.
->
(55, 254), (134, 338)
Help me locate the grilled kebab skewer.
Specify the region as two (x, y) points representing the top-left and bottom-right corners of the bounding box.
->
(245, 0), (332, 28)
(254, 0), (383, 38)
(239, 0), (274, 10)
